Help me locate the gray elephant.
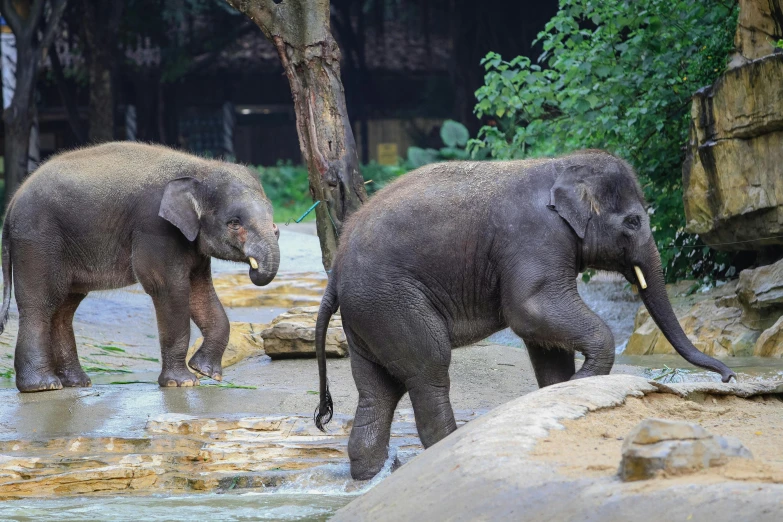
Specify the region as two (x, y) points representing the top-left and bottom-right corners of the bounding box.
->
(313, 149), (735, 479)
(0, 142), (280, 392)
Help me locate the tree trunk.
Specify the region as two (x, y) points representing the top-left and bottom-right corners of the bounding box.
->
(81, 0), (123, 143)
(3, 112), (31, 203)
(225, 0), (367, 271)
(2, 43), (35, 207)
(86, 51), (114, 142)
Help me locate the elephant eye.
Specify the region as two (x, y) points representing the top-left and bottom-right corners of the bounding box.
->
(623, 215), (641, 231)
(227, 218), (242, 230)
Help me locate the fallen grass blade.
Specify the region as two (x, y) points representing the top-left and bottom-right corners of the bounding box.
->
(83, 366), (133, 374)
(97, 345), (126, 353)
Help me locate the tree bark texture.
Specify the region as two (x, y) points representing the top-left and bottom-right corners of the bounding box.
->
(81, 0), (124, 143)
(225, 0), (367, 270)
(0, 0), (67, 210)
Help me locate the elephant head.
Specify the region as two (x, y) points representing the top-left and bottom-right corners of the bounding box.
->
(159, 172), (280, 286)
(548, 152), (735, 382)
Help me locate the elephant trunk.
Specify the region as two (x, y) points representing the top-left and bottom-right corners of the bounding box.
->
(246, 231), (280, 286)
(634, 237), (736, 382)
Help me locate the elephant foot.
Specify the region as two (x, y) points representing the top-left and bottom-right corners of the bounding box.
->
(57, 367), (92, 388)
(158, 367), (200, 387)
(187, 351), (223, 381)
(16, 372), (63, 393)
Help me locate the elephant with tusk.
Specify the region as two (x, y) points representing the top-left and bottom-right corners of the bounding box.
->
(312, 149), (735, 480)
(0, 142), (280, 392)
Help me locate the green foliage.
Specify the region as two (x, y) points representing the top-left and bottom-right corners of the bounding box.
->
(775, 39), (783, 49)
(256, 161), (410, 222)
(406, 119), (475, 168)
(360, 162), (409, 194)
(470, 0), (739, 283)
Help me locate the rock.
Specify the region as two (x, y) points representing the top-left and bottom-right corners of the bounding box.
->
(625, 418), (710, 445)
(186, 322), (266, 369)
(332, 376), (782, 522)
(619, 418), (752, 481)
(211, 271), (326, 308)
(625, 298), (760, 357)
(737, 257), (783, 310)
(683, 54), (783, 250)
(730, 0), (783, 68)
(754, 315), (783, 356)
(261, 306), (348, 359)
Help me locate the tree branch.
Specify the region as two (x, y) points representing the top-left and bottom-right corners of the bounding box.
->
(224, 0), (276, 37)
(28, 0), (46, 37)
(38, 0), (66, 53)
(0, 0), (25, 40)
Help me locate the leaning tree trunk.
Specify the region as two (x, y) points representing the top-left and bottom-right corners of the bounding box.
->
(2, 44), (36, 206)
(0, 0), (67, 210)
(225, 0), (367, 270)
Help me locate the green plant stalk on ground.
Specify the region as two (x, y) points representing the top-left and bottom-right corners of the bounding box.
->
(469, 0), (739, 283)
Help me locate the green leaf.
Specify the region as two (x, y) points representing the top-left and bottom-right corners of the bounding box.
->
(439, 120), (470, 148)
(406, 147), (439, 169)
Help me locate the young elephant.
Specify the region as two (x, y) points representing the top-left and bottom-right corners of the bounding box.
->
(0, 142), (280, 392)
(314, 149), (735, 480)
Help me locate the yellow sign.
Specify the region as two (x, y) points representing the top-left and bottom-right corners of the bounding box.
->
(377, 143), (398, 166)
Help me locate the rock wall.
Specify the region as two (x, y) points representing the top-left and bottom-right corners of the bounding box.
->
(683, 0), (783, 250)
(626, 257), (783, 357)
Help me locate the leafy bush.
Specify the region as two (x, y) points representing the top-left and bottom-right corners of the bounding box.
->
(255, 161), (411, 222)
(254, 162), (314, 223)
(406, 119), (478, 168)
(470, 0), (738, 283)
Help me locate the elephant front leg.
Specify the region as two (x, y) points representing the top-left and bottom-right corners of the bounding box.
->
(187, 261), (229, 381)
(506, 281), (615, 387)
(150, 287), (199, 387)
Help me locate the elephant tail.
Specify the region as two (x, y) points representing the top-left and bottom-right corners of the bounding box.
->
(0, 216), (11, 336)
(314, 276), (338, 432)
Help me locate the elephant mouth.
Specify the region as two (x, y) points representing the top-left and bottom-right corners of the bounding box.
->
(249, 266), (276, 286)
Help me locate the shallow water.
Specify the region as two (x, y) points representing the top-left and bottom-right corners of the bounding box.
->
(0, 457), (399, 521)
(0, 493), (352, 521)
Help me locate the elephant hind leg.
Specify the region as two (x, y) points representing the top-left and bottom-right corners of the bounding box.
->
(523, 340), (575, 388)
(51, 293), (90, 388)
(347, 331), (406, 481)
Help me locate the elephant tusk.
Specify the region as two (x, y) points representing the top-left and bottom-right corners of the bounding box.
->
(248, 257), (259, 270)
(634, 265), (647, 290)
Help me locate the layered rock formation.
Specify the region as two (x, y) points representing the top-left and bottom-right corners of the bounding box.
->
(626, 257), (783, 357)
(683, 0), (783, 250)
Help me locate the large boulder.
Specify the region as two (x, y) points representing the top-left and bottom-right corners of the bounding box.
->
(683, 0), (783, 250)
(683, 54), (783, 250)
(261, 306), (348, 359)
(730, 0), (783, 67)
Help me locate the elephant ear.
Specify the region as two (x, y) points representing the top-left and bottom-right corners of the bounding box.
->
(547, 164), (600, 239)
(159, 177), (202, 242)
